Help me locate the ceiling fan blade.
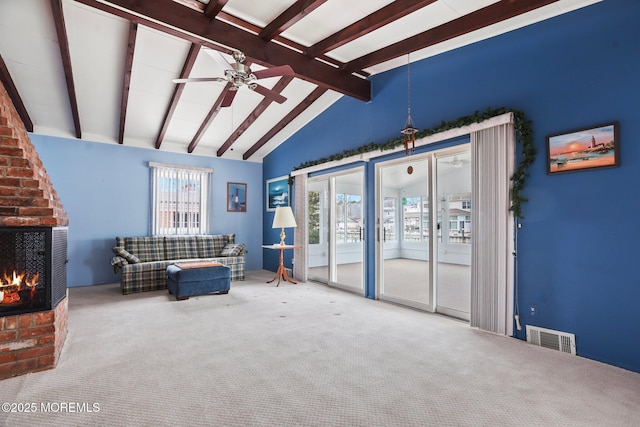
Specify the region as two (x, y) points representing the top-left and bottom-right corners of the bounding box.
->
(253, 65), (294, 80)
(221, 88), (238, 107)
(173, 77), (226, 84)
(253, 84), (287, 104)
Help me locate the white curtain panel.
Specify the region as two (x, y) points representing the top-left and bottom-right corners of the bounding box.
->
(470, 123), (516, 336)
(293, 174), (308, 282)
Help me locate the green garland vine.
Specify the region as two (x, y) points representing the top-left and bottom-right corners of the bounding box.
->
(292, 107), (535, 218)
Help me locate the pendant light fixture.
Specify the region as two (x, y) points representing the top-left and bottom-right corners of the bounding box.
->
(401, 53), (417, 156)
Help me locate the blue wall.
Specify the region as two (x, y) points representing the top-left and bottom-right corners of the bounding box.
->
(263, 1), (640, 372)
(31, 135), (263, 287)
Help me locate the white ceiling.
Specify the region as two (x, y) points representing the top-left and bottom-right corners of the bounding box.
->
(0, 0), (600, 162)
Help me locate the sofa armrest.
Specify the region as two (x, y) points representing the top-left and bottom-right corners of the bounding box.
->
(220, 243), (246, 257)
(110, 256), (128, 273)
(111, 246), (141, 273)
(112, 246), (141, 264)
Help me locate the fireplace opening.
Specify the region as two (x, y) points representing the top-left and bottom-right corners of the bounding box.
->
(0, 226), (67, 317)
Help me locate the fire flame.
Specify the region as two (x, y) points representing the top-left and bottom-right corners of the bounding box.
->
(0, 271), (39, 304)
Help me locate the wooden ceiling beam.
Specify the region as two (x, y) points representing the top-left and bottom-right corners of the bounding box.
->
(305, 0), (437, 58)
(171, 3), (354, 72)
(216, 76), (294, 157)
(243, 87), (327, 160)
(217, 11), (366, 76)
(259, 0), (327, 41)
(118, 22), (137, 145)
(344, 0), (559, 73)
(0, 55), (33, 132)
(155, 43), (201, 149)
(50, 0), (81, 139)
(187, 83), (232, 153)
(171, 0), (203, 12)
(74, 0), (370, 102)
(204, 0), (228, 20)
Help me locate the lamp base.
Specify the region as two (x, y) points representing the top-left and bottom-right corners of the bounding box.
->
(279, 228), (286, 246)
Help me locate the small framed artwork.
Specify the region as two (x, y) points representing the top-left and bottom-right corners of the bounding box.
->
(547, 122), (619, 174)
(266, 176), (289, 211)
(227, 182), (247, 212)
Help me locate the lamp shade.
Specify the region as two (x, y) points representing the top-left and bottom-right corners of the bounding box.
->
(272, 206), (297, 228)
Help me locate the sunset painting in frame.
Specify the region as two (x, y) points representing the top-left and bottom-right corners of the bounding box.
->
(547, 122), (619, 174)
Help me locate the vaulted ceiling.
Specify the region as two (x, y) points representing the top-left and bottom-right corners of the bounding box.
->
(0, 0), (599, 161)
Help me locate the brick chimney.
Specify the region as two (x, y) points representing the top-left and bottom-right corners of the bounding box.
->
(0, 81), (68, 227)
(0, 80), (69, 380)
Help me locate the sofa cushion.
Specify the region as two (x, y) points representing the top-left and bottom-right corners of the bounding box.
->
(197, 235), (228, 258)
(111, 246), (141, 264)
(124, 236), (165, 263)
(164, 236), (199, 260)
(220, 243), (246, 257)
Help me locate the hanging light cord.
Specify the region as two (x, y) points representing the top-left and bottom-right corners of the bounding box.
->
(406, 53), (412, 125)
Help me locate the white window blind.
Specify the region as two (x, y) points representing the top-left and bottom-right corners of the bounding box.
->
(293, 173), (307, 282)
(150, 163), (212, 236)
(470, 123), (515, 336)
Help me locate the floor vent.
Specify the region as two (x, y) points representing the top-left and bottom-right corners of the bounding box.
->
(526, 325), (576, 355)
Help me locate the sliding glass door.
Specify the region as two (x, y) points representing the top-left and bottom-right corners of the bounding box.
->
(307, 177), (329, 283)
(307, 168), (364, 293)
(333, 172), (364, 291)
(435, 152), (472, 320)
(377, 158), (431, 308)
(375, 147), (471, 318)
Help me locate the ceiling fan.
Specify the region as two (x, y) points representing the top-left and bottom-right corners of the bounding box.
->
(441, 155), (470, 168)
(173, 50), (295, 107)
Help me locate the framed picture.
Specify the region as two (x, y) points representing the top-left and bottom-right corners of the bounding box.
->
(227, 182), (247, 212)
(266, 176), (289, 211)
(547, 122), (619, 174)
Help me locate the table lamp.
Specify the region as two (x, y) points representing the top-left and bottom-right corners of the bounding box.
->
(272, 206), (297, 246)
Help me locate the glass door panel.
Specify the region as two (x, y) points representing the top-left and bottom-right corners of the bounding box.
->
(306, 169), (364, 293)
(435, 151), (471, 320)
(307, 178), (329, 283)
(378, 159), (430, 307)
(334, 172), (364, 291)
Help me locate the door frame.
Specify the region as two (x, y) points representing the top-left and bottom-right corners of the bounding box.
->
(375, 152), (434, 311)
(433, 146), (472, 321)
(374, 145), (472, 314)
(307, 166), (366, 295)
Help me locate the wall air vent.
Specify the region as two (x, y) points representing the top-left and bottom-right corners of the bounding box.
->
(526, 325), (576, 355)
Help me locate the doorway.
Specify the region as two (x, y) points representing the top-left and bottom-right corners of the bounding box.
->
(307, 168), (365, 294)
(378, 157), (431, 309)
(376, 147), (471, 318)
(435, 151), (472, 320)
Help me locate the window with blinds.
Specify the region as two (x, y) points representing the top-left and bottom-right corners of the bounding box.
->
(149, 162), (212, 235)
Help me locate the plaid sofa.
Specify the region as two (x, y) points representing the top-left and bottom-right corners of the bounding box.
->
(110, 234), (246, 295)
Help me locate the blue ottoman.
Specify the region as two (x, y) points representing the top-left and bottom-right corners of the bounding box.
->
(166, 262), (231, 301)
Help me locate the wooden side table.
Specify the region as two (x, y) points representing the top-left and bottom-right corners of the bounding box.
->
(262, 244), (300, 286)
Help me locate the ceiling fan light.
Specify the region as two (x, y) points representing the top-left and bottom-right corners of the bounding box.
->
(177, 50), (289, 106)
(232, 50), (246, 63)
(449, 156), (465, 168)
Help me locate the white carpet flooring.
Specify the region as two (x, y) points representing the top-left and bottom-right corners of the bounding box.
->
(1, 270), (639, 426)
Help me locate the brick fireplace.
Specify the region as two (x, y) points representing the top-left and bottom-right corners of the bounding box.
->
(0, 80), (69, 380)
